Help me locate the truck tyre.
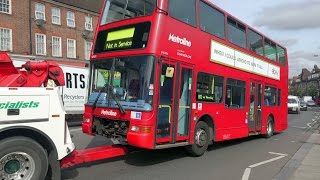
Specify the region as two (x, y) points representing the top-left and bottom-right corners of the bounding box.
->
(0, 136), (48, 180)
(264, 117), (274, 138)
(186, 121), (210, 156)
(45, 151), (61, 180)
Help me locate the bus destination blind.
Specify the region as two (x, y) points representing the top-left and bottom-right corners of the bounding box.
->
(105, 28), (135, 50)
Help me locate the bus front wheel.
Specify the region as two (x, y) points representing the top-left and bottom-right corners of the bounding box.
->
(186, 121), (210, 156)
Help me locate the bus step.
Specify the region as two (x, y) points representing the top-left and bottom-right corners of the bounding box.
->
(155, 142), (189, 149)
(248, 132), (261, 136)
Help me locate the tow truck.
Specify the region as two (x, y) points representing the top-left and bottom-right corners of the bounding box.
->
(0, 52), (127, 180)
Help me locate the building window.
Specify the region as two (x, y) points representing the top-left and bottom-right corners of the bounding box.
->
(199, 1), (225, 39)
(67, 39), (76, 58)
(51, 8), (60, 25)
(227, 17), (246, 49)
(264, 86), (277, 106)
(0, 27), (12, 51)
(35, 33), (46, 55)
(85, 41), (92, 60)
(225, 79), (246, 108)
(85, 16), (93, 31)
(67, 11), (75, 27)
(169, 0), (196, 27)
(35, 3), (45, 20)
(0, 0), (11, 14)
(196, 72), (224, 103)
(52, 36), (61, 57)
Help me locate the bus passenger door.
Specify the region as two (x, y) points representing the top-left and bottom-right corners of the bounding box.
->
(156, 62), (176, 143)
(249, 82), (262, 132)
(156, 61), (193, 144)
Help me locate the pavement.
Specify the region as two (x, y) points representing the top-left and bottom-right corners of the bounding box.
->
(274, 111), (320, 180)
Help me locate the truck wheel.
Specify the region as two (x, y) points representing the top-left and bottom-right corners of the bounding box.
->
(0, 136), (48, 180)
(45, 150), (61, 180)
(186, 121), (210, 156)
(264, 117), (274, 138)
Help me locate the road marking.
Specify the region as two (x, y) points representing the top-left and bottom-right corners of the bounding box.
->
(241, 168), (251, 180)
(249, 155), (286, 168)
(292, 126), (307, 129)
(307, 123), (312, 128)
(241, 152), (287, 180)
(70, 127), (82, 132)
(268, 152), (288, 156)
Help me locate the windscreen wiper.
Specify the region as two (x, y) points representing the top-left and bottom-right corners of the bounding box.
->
(109, 85), (126, 114)
(92, 83), (109, 109)
(92, 83), (126, 114)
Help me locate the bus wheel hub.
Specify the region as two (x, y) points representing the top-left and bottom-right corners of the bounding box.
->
(195, 129), (207, 147)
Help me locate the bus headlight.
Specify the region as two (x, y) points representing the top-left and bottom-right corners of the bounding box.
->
(83, 118), (90, 123)
(130, 126), (152, 133)
(131, 126), (139, 132)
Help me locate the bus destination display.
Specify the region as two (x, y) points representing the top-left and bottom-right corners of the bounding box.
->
(94, 22), (151, 53)
(105, 28), (135, 50)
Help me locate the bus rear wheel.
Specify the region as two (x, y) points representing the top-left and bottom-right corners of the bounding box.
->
(186, 121), (210, 156)
(264, 117), (274, 138)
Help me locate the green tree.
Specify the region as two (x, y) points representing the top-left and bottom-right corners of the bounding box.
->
(307, 83), (318, 97)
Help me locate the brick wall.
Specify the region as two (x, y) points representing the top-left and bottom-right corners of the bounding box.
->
(0, 0), (99, 61)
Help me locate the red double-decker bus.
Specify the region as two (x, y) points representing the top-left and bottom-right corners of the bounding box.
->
(82, 0), (288, 156)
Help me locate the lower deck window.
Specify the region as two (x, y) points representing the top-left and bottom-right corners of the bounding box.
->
(225, 79), (246, 108)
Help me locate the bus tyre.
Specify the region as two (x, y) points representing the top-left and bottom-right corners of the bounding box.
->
(0, 136), (49, 180)
(264, 117), (274, 138)
(187, 121), (210, 156)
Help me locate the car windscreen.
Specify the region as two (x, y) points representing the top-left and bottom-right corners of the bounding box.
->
(288, 99), (297, 103)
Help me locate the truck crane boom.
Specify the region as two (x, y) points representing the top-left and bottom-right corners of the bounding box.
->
(0, 52), (65, 87)
(0, 52), (128, 180)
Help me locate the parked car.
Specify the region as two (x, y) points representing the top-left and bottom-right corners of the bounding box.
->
(315, 98), (320, 106)
(299, 100), (307, 111)
(288, 96), (300, 114)
(306, 100), (316, 107)
(303, 96), (313, 102)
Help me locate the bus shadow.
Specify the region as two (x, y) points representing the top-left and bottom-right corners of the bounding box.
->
(62, 133), (282, 179)
(208, 135), (265, 151)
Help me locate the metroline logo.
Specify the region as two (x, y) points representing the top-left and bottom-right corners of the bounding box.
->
(168, 33), (192, 47)
(101, 110), (117, 116)
(0, 101), (40, 109)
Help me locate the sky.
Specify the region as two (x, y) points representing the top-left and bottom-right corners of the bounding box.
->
(210, 0), (320, 78)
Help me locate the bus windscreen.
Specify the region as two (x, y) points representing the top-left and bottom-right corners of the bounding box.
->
(100, 0), (157, 25)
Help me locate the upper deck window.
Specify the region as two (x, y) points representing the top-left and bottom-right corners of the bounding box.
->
(100, 0), (156, 25)
(248, 29), (263, 56)
(264, 38), (277, 61)
(277, 46), (286, 65)
(199, 1), (225, 39)
(227, 18), (246, 49)
(169, 0), (196, 27)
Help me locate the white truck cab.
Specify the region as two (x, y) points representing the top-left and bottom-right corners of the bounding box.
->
(0, 87), (74, 180)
